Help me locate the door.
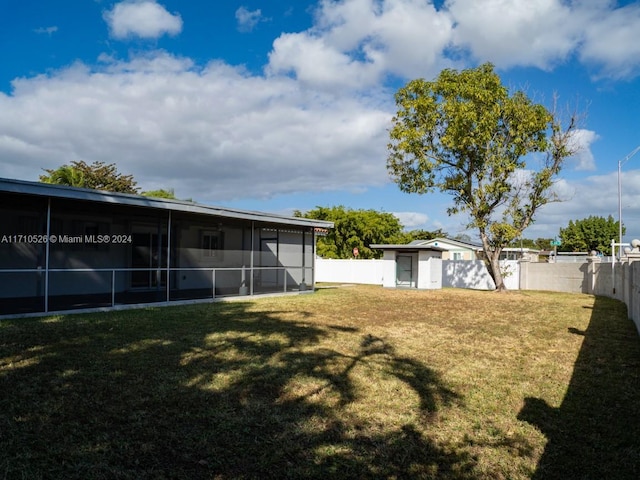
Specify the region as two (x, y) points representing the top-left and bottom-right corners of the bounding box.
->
(396, 254), (414, 287)
(131, 232), (167, 288)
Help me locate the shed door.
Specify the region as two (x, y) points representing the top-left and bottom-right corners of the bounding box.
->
(396, 254), (414, 287)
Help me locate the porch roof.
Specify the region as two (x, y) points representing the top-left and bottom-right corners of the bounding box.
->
(0, 177), (334, 229)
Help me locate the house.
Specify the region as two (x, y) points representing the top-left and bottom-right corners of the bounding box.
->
(421, 238), (540, 262)
(369, 242), (444, 289)
(417, 237), (481, 260)
(0, 177), (333, 317)
(497, 247), (540, 262)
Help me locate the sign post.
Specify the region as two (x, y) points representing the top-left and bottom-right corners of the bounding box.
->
(550, 239), (561, 261)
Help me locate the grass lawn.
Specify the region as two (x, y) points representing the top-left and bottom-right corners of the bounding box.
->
(1, 286), (640, 479)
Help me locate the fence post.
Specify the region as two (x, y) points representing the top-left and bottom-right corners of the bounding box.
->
(586, 254), (601, 295)
(518, 257), (530, 290)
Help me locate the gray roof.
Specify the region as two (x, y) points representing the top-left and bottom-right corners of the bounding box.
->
(420, 237), (483, 249)
(369, 243), (446, 251)
(0, 177), (333, 229)
(372, 237), (481, 251)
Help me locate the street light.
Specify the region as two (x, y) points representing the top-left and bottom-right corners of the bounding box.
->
(618, 145), (640, 247)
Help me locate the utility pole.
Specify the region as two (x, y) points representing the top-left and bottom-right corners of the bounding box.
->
(618, 146), (640, 247)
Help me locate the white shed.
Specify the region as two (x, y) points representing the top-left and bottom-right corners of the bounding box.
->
(369, 243), (444, 289)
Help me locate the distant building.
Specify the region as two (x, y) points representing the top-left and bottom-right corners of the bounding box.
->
(369, 241), (444, 289)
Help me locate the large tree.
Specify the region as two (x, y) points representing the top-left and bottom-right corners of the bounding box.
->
(559, 215), (623, 255)
(295, 206), (405, 259)
(508, 237), (555, 251)
(40, 160), (139, 194)
(387, 63), (578, 291)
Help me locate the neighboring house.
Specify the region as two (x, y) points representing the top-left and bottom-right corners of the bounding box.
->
(498, 248), (540, 262)
(369, 242), (444, 289)
(422, 238), (540, 262)
(417, 237), (481, 260)
(0, 178), (333, 317)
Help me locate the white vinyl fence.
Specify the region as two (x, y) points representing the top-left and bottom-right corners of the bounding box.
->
(442, 260), (519, 290)
(315, 258), (385, 285)
(315, 258), (519, 290)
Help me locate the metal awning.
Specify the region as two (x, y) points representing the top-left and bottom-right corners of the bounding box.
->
(0, 177), (333, 229)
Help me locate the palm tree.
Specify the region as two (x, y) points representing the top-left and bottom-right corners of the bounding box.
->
(40, 165), (85, 187)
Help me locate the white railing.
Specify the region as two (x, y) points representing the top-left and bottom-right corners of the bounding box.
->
(0, 265), (312, 316)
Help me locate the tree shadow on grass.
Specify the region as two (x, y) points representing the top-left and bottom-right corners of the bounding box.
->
(1, 302), (475, 479)
(518, 296), (640, 479)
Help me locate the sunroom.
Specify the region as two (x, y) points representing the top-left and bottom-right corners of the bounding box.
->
(0, 178), (332, 317)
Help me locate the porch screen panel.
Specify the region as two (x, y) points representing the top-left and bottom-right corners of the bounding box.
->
(0, 192), (47, 314)
(304, 230), (314, 286)
(278, 229), (305, 290)
(171, 213), (250, 299)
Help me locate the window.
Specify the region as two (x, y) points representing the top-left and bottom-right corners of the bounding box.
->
(453, 252), (462, 260)
(70, 220), (110, 251)
(201, 231), (224, 259)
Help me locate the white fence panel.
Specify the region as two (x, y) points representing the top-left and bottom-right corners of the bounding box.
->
(315, 258), (385, 285)
(316, 257), (519, 290)
(442, 260), (519, 290)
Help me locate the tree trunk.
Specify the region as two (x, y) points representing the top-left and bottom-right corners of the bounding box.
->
(486, 253), (507, 291)
(479, 232), (507, 291)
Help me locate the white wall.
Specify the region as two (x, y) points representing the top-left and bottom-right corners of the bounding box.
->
(381, 251), (396, 288)
(315, 257), (519, 290)
(315, 258), (385, 285)
(418, 251), (442, 289)
(441, 260), (519, 289)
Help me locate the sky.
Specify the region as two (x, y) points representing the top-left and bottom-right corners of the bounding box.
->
(1, 0), (640, 243)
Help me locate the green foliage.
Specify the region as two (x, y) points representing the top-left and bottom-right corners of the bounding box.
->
(508, 237), (554, 250)
(39, 164), (86, 187)
(40, 160), (139, 194)
(559, 215), (623, 255)
(533, 238), (554, 251)
(296, 206), (405, 259)
(142, 188), (177, 199)
(387, 62), (577, 289)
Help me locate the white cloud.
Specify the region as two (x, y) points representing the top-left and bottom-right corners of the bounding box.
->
(235, 6), (264, 33)
(268, 33), (384, 89)
(265, 0), (640, 91)
(445, 0), (640, 78)
(0, 52), (392, 202)
(446, 0), (582, 69)
(268, 0), (454, 90)
(393, 211), (429, 229)
(566, 129), (599, 171)
(104, 0), (183, 40)
(34, 26), (58, 35)
(580, 2), (640, 79)
(522, 170), (640, 240)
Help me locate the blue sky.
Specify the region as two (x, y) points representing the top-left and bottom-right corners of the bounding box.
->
(1, 0), (640, 243)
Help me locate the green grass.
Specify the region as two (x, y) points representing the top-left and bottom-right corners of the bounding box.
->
(1, 286), (639, 479)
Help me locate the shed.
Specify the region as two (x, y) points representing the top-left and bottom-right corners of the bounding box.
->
(369, 242), (444, 289)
